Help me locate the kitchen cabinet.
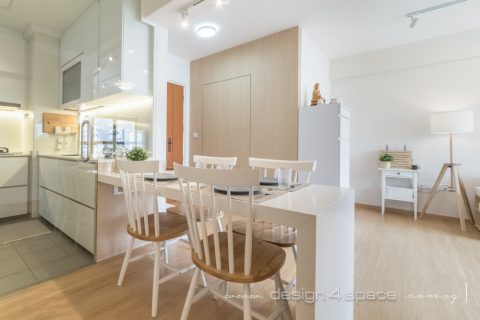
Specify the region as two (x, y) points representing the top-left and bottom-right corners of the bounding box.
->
(98, 0), (152, 98)
(40, 188), (95, 253)
(0, 156), (29, 218)
(59, 0), (153, 109)
(60, 1), (99, 107)
(0, 27), (26, 108)
(39, 156), (96, 253)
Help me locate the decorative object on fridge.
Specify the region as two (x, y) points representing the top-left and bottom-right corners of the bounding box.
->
(420, 109), (475, 231)
(126, 146), (149, 161)
(310, 83), (325, 106)
(379, 153), (393, 168)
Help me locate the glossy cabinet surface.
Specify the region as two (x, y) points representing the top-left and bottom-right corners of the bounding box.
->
(39, 157), (96, 208)
(39, 188), (95, 253)
(0, 187), (28, 218)
(0, 156), (29, 218)
(60, 0), (152, 108)
(38, 157), (97, 254)
(0, 157), (28, 187)
(60, 1), (99, 106)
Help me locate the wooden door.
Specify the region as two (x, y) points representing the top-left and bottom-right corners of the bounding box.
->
(166, 82), (184, 170)
(202, 76), (251, 168)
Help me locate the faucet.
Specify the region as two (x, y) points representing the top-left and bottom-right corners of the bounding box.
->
(0, 147), (9, 154)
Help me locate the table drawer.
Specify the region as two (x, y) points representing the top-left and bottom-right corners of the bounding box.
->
(385, 170), (413, 178)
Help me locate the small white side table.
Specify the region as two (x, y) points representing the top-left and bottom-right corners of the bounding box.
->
(379, 168), (420, 220)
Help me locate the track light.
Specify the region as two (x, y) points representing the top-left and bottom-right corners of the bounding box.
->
(409, 16), (419, 28)
(181, 9), (189, 28)
(406, 0), (468, 29)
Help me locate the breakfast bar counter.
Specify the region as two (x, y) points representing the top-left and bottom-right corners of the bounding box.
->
(96, 171), (355, 320)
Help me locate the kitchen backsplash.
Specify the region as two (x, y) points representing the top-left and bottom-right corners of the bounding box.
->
(0, 110), (33, 153)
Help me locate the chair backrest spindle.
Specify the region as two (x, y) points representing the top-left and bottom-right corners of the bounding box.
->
(175, 164), (259, 275)
(118, 160), (162, 238)
(248, 157), (316, 184)
(193, 155), (238, 169)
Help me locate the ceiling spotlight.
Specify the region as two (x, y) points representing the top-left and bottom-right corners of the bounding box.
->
(216, 0), (223, 7)
(406, 0), (468, 29)
(181, 10), (189, 28)
(409, 16), (419, 28)
(196, 25), (217, 38)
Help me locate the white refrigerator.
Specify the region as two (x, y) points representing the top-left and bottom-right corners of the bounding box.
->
(298, 103), (350, 187)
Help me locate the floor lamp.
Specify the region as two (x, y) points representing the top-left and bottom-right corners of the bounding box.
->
(420, 110), (475, 231)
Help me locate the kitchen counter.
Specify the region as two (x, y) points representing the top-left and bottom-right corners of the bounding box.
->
(0, 152), (31, 158)
(38, 153), (97, 163)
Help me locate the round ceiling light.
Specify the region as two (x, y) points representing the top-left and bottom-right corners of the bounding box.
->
(196, 25), (217, 38)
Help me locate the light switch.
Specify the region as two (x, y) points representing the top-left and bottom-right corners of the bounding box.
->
(192, 132), (199, 138)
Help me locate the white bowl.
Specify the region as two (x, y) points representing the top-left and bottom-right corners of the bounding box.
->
(475, 186), (480, 197)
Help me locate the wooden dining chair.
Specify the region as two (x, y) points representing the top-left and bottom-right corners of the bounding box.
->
(117, 160), (194, 318)
(232, 157), (316, 290)
(174, 164), (292, 320)
(167, 155), (238, 231)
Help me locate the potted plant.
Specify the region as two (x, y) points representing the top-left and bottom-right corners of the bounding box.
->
(379, 153), (393, 169)
(126, 146), (150, 161)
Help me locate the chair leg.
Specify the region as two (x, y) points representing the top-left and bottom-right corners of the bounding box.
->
(117, 236), (135, 286)
(291, 245), (297, 262)
(274, 273), (292, 320)
(216, 216), (224, 232)
(163, 241), (169, 264)
(152, 242), (161, 318)
(243, 283), (252, 320)
(181, 267), (200, 320)
(199, 270), (207, 288)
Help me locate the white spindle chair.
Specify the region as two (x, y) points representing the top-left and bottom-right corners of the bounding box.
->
(167, 155), (238, 231)
(175, 164), (292, 320)
(117, 160), (194, 318)
(233, 157), (316, 290)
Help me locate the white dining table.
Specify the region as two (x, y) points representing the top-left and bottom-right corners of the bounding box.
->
(98, 172), (355, 320)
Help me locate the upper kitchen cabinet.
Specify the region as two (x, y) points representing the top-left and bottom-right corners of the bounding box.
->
(60, 1), (99, 107)
(0, 27), (26, 108)
(60, 0), (153, 110)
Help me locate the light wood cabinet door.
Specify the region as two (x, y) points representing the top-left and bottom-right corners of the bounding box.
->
(202, 76), (251, 168)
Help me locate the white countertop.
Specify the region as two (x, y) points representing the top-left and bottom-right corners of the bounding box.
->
(98, 171), (352, 218)
(378, 167), (421, 172)
(38, 153), (97, 164)
(0, 152), (31, 158)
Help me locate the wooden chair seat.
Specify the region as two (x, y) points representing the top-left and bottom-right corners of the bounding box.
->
(167, 206), (224, 221)
(127, 212), (189, 242)
(191, 232), (286, 284)
(231, 220), (297, 248)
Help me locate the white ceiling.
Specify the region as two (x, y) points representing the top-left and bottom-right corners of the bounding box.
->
(0, 0), (95, 33)
(146, 0), (480, 61)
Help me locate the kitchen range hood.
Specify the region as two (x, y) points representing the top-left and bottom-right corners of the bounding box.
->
(0, 101), (21, 111)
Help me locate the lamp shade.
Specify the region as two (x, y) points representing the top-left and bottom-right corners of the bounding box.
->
(430, 110), (475, 134)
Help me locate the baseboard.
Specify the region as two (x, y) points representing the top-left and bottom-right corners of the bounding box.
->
(355, 202), (470, 222)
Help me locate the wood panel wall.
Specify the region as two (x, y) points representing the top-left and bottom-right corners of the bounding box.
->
(190, 27), (299, 166)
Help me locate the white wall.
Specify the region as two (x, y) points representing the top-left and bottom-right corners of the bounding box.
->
(152, 26), (168, 161)
(299, 29), (330, 107)
(331, 28), (480, 218)
(166, 52), (190, 165)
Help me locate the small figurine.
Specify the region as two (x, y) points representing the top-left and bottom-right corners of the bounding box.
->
(311, 83), (325, 106)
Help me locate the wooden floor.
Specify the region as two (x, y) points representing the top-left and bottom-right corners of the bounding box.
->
(0, 207), (479, 319)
